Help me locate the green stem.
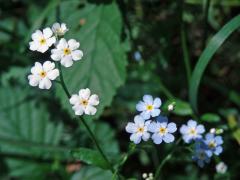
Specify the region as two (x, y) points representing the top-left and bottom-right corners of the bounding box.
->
(57, 62), (114, 173)
(203, 0), (211, 47)
(180, 0), (191, 87)
(154, 138), (181, 179)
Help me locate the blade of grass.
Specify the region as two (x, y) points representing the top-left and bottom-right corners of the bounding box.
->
(189, 14), (240, 113)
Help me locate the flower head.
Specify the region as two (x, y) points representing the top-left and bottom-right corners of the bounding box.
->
(192, 141), (211, 168)
(51, 38), (83, 67)
(136, 95), (161, 120)
(125, 115), (151, 144)
(52, 22), (68, 36)
(29, 28), (56, 53)
(148, 116), (177, 144)
(180, 120), (205, 143)
(204, 133), (223, 157)
(28, 61), (59, 89)
(69, 88), (99, 116)
(216, 162), (227, 174)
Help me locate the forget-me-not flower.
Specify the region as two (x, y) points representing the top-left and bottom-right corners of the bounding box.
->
(136, 95), (161, 120)
(192, 140), (211, 168)
(204, 133), (223, 157)
(148, 116), (177, 144)
(180, 120), (205, 143)
(125, 115), (151, 144)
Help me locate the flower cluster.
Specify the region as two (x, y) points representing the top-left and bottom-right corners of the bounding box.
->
(126, 95), (177, 144)
(180, 120), (223, 167)
(28, 23), (99, 116)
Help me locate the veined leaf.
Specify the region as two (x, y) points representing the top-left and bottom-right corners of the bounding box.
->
(189, 14), (240, 113)
(0, 85), (64, 178)
(54, 2), (127, 119)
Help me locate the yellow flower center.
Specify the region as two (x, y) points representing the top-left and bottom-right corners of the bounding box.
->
(80, 99), (88, 106)
(189, 128), (197, 135)
(39, 71), (46, 78)
(159, 127), (166, 134)
(137, 127), (144, 133)
(63, 48), (71, 55)
(146, 105), (153, 111)
(208, 141), (216, 148)
(39, 38), (46, 45)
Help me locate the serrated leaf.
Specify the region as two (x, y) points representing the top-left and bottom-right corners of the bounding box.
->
(54, 2), (127, 119)
(71, 148), (109, 170)
(200, 113), (221, 122)
(0, 85), (64, 178)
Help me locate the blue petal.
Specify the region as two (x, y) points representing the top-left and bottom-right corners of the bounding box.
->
(167, 122), (177, 133)
(125, 122), (137, 133)
(215, 136), (223, 145)
(187, 120), (197, 128)
(151, 109), (160, 117)
(214, 146), (223, 155)
(153, 98), (162, 108)
(163, 133), (175, 143)
(196, 125), (205, 134)
(180, 125), (188, 134)
(140, 111), (151, 120)
(152, 134), (163, 144)
(148, 122), (158, 133)
(134, 115), (144, 126)
(156, 115), (168, 123)
(136, 101), (146, 111)
(130, 133), (142, 144)
(143, 95), (153, 104)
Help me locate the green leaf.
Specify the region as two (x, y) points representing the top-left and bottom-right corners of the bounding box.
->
(71, 167), (112, 180)
(189, 14), (240, 113)
(200, 113), (221, 122)
(54, 2), (127, 119)
(71, 148), (109, 170)
(0, 85), (64, 178)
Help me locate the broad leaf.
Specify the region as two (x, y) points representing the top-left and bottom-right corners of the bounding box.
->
(54, 2), (127, 118)
(200, 113), (221, 123)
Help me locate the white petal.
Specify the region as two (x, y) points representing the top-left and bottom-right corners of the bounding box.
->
(126, 122), (137, 133)
(136, 101), (146, 111)
(29, 41), (38, 51)
(28, 75), (40, 86)
(69, 94), (80, 105)
(43, 27), (53, 39)
(38, 44), (49, 53)
(180, 125), (188, 134)
(52, 23), (60, 32)
(163, 133), (175, 143)
(31, 62), (43, 74)
(134, 115), (144, 125)
(148, 122), (158, 133)
(57, 38), (68, 49)
(85, 105), (97, 115)
(46, 37), (56, 46)
(74, 106), (84, 116)
(79, 88), (91, 99)
(71, 50), (83, 61)
(47, 69), (59, 80)
(43, 61), (55, 72)
(153, 98), (162, 108)
(68, 39), (80, 50)
(187, 120), (197, 128)
(39, 78), (52, 89)
(130, 133), (141, 144)
(142, 132), (150, 141)
(89, 94), (99, 105)
(61, 56), (73, 67)
(51, 49), (62, 61)
(167, 123), (177, 133)
(31, 30), (43, 40)
(150, 109), (160, 117)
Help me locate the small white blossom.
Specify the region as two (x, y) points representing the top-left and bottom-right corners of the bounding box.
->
(142, 173), (147, 179)
(69, 88), (99, 116)
(51, 38), (83, 67)
(210, 128), (216, 134)
(29, 28), (56, 53)
(168, 104), (174, 111)
(216, 162), (227, 174)
(28, 61), (59, 89)
(52, 22), (68, 36)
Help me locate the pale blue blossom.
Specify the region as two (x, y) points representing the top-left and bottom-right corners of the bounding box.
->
(180, 120), (205, 143)
(136, 95), (161, 120)
(125, 115), (151, 144)
(204, 133), (223, 157)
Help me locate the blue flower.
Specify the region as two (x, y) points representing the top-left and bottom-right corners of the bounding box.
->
(148, 116), (177, 144)
(133, 51), (142, 61)
(136, 95), (161, 120)
(192, 140), (211, 168)
(180, 120), (205, 143)
(204, 133), (223, 157)
(125, 115), (151, 144)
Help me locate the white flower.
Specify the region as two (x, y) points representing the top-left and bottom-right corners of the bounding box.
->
(69, 88), (99, 116)
(216, 162), (227, 174)
(28, 61), (59, 89)
(136, 95), (162, 120)
(210, 128), (216, 134)
(51, 38), (83, 67)
(52, 22), (68, 36)
(125, 115), (151, 144)
(29, 28), (56, 53)
(168, 104), (174, 111)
